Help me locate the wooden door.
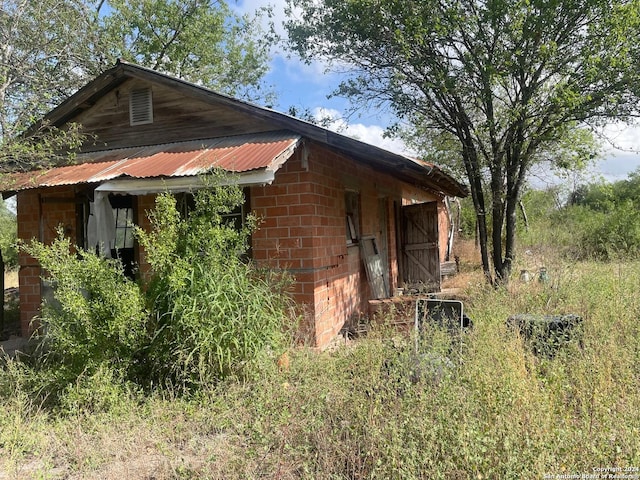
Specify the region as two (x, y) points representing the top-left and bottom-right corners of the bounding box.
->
(401, 202), (441, 291)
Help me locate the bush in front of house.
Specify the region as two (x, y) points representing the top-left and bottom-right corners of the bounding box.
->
(19, 178), (293, 403)
(24, 232), (149, 403)
(137, 185), (293, 391)
(0, 199), (18, 270)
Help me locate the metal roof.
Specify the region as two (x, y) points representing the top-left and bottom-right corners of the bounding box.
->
(1, 132), (301, 194)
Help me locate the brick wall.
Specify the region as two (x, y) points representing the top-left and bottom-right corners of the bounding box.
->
(15, 150), (447, 349)
(16, 187), (79, 335)
(136, 194), (156, 282)
(251, 144), (441, 349)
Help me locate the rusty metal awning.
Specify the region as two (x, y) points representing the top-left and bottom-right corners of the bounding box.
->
(0, 131), (301, 195)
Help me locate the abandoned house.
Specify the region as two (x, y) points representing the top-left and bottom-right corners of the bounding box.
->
(0, 61), (468, 349)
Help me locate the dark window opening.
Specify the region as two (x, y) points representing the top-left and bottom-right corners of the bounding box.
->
(345, 190), (360, 244)
(173, 188), (252, 258)
(109, 194), (137, 279)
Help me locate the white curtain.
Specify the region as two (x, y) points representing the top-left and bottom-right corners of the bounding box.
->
(91, 191), (116, 258)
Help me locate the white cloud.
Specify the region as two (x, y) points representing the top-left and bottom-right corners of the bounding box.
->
(236, 1), (640, 183)
(595, 122), (640, 180)
(234, 0), (340, 87)
(234, 0), (291, 37)
(600, 122), (640, 152)
(313, 107), (413, 156)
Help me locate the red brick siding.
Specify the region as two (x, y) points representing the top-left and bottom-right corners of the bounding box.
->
(136, 194), (156, 282)
(16, 187), (80, 335)
(15, 147), (448, 350)
(251, 144), (443, 349)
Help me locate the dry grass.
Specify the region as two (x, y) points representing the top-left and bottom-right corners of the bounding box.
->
(0, 395), (242, 480)
(3, 236), (640, 478)
(442, 238), (484, 290)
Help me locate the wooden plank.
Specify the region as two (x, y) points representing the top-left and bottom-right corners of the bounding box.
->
(74, 80), (279, 151)
(405, 213), (431, 240)
(405, 250), (437, 283)
(401, 202), (440, 289)
(440, 261), (458, 277)
(360, 235), (389, 299)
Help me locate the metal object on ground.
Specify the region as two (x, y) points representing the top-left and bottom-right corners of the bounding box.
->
(507, 313), (583, 357)
(415, 298), (465, 333)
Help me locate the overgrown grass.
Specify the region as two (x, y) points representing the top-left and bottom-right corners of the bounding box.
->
(2, 258), (639, 479)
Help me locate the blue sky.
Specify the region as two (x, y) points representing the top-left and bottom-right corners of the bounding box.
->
(235, 0), (640, 186)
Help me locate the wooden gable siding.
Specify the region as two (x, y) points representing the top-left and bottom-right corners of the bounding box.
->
(71, 78), (279, 152)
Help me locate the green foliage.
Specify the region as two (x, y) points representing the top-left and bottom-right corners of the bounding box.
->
(457, 196), (479, 239)
(0, 0), (275, 173)
(0, 199), (17, 269)
(137, 180), (292, 390)
(572, 202), (640, 261)
(286, 0), (640, 281)
(513, 179), (640, 262)
(17, 179), (293, 399)
(100, 0), (275, 101)
(553, 170), (640, 260)
(1, 260), (640, 476)
(0, 0), (98, 169)
(24, 231), (149, 389)
(230, 262), (640, 478)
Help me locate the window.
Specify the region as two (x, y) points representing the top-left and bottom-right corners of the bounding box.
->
(345, 191), (360, 244)
(221, 204), (245, 230)
(174, 190), (249, 231)
(174, 188), (249, 230)
(174, 192), (196, 219)
(129, 88), (153, 126)
(108, 194), (136, 279)
(173, 189), (252, 260)
(113, 203), (134, 249)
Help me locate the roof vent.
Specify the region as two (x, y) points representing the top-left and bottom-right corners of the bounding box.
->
(129, 88), (153, 126)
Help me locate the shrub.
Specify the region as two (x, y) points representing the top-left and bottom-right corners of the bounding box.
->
(24, 232), (149, 389)
(21, 178), (293, 396)
(137, 181), (293, 390)
(577, 200), (640, 260)
(0, 199), (18, 270)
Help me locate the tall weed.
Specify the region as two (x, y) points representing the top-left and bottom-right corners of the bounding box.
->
(210, 261), (640, 478)
(137, 182), (293, 390)
(14, 177), (293, 403)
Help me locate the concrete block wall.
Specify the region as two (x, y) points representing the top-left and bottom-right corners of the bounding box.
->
(16, 188), (157, 336)
(250, 148), (349, 347)
(16, 187), (79, 335)
(251, 144), (442, 349)
(14, 148), (446, 350)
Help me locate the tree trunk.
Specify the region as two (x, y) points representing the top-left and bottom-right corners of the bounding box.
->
(490, 166), (506, 283)
(502, 194), (519, 280)
(457, 116), (493, 283)
(462, 149), (492, 283)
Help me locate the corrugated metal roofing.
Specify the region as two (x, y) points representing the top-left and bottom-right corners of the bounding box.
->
(1, 132), (300, 193)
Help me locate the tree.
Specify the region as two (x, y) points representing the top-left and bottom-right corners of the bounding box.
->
(0, 0), (275, 171)
(98, 0), (276, 101)
(0, 0), (99, 171)
(0, 0), (275, 318)
(285, 0), (640, 283)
